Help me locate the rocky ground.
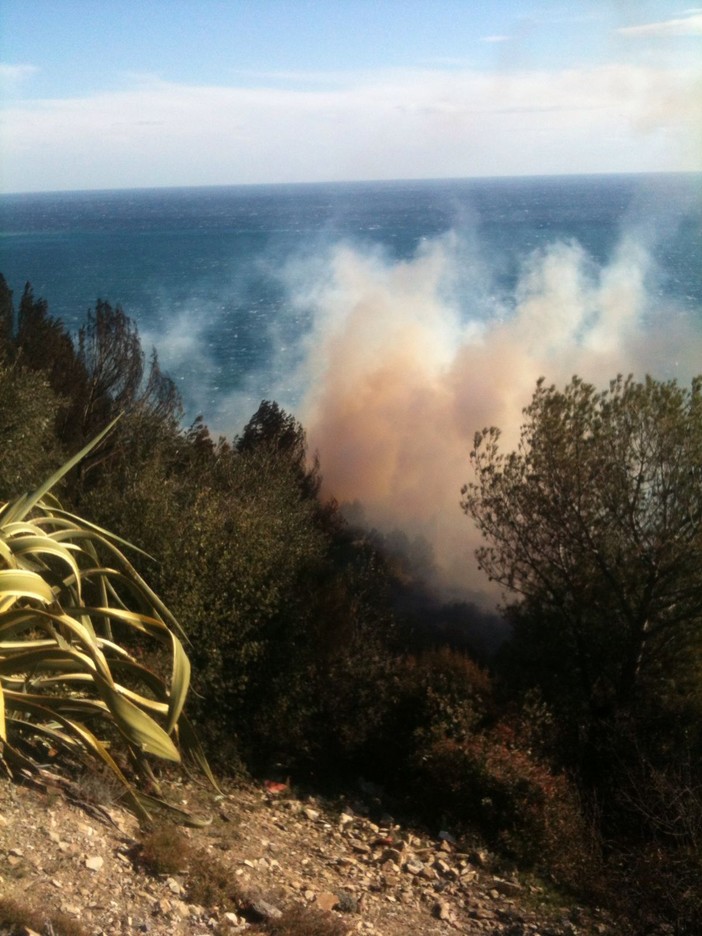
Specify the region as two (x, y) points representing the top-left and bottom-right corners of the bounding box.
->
(0, 770), (618, 936)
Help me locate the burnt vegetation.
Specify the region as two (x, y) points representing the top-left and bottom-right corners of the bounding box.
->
(1, 273), (701, 934)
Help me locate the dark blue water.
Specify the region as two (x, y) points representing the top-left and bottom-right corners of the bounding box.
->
(1, 173), (700, 427)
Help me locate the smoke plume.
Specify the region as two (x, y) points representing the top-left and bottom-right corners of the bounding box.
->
(287, 231), (701, 605)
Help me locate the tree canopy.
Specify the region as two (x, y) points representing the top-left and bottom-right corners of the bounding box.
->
(462, 374), (702, 761)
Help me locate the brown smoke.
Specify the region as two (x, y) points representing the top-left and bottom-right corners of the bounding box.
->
(294, 233), (702, 606)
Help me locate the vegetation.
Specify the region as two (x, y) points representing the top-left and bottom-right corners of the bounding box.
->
(0, 421), (214, 821)
(463, 373), (702, 931)
(0, 897), (89, 936)
(2, 273), (701, 933)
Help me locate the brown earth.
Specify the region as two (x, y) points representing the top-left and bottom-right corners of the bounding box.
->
(0, 771), (617, 936)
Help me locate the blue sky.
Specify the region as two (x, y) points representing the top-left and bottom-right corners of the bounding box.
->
(1, 1), (700, 192)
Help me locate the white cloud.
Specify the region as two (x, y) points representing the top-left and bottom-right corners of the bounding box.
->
(618, 13), (702, 37)
(0, 62), (38, 84)
(1, 63), (700, 192)
(480, 35), (510, 43)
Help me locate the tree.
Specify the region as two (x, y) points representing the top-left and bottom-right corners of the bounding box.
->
(236, 400), (322, 500)
(77, 300), (181, 437)
(0, 275), (13, 356)
(461, 375), (702, 764)
(0, 363), (62, 498)
(74, 301), (182, 487)
(15, 283), (88, 403)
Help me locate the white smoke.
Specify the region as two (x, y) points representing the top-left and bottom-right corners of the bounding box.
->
(283, 230), (701, 604)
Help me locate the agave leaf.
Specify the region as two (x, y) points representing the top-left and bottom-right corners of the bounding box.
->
(0, 568), (56, 605)
(77, 557), (189, 643)
(65, 722), (150, 820)
(0, 539), (17, 567)
(179, 713), (223, 794)
(0, 681), (6, 742)
(0, 420), (218, 816)
(6, 715), (82, 752)
(39, 506), (157, 563)
(90, 672), (181, 762)
(0, 647), (96, 676)
(2, 521), (50, 539)
(166, 632), (191, 735)
(19, 608), (114, 684)
(4, 690), (109, 720)
(67, 605), (173, 641)
(5, 535), (82, 600)
(134, 787), (213, 827)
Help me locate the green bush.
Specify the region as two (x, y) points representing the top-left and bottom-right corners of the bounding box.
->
(0, 363), (64, 499)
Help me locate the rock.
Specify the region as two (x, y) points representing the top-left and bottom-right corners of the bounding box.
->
(85, 854), (104, 871)
(404, 859), (424, 875)
(493, 877), (522, 897)
(303, 806), (320, 821)
(379, 847), (403, 864)
(166, 876), (183, 894)
(247, 898), (283, 921)
(172, 899), (190, 919)
(469, 848), (490, 868)
(349, 838), (371, 855)
(316, 891), (340, 911)
(433, 899), (454, 922)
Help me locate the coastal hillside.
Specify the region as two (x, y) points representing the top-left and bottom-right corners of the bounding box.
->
(0, 775), (615, 936)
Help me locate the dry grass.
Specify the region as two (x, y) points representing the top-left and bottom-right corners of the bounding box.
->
(137, 821), (248, 911)
(0, 896), (89, 936)
(139, 823), (192, 875)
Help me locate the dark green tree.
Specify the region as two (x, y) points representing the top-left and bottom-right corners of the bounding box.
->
(15, 283), (87, 401)
(0, 363), (62, 497)
(0, 275), (13, 356)
(73, 301), (181, 488)
(462, 374), (702, 764)
(237, 400), (322, 500)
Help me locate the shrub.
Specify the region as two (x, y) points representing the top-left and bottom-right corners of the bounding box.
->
(0, 897), (89, 936)
(414, 721), (602, 891)
(139, 823), (192, 875)
(0, 422), (215, 820)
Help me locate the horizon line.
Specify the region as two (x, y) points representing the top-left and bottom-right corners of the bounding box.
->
(2, 168), (700, 199)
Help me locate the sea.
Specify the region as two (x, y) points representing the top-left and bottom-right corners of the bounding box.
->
(1, 173), (700, 431)
(2, 173), (702, 598)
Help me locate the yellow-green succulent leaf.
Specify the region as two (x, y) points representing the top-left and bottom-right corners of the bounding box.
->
(0, 568), (56, 605)
(166, 633), (191, 735)
(178, 713), (222, 793)
(0, 681), (6, 742)
(91, 673), (181, 762)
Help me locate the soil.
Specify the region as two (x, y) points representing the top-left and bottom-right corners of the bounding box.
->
(0, 770), (617, 936)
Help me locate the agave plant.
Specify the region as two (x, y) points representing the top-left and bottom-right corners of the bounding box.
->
(0, 420), (216, 820)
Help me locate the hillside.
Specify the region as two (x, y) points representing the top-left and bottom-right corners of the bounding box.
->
(0, 774), (615, 936)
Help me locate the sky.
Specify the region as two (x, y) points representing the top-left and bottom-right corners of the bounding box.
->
(0, 1), (701, 192)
